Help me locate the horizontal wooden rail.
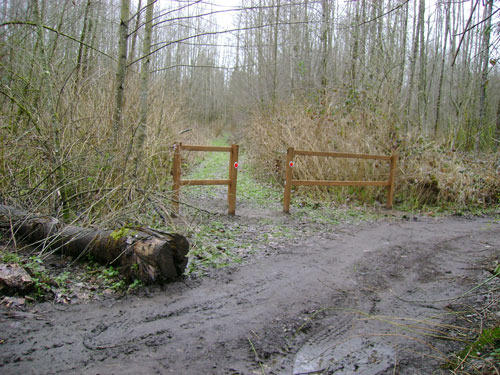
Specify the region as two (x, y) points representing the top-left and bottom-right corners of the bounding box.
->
(293, 149), (392, 160)
(181, 179), (231, 186)
(292, 180), (390, 187)
(172, 143), (239, 215)
(284, 147), (397, 213)
(180, 145), (233, 152)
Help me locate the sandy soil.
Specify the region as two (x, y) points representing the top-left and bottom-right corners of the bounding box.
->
(1, 210), (499, 375)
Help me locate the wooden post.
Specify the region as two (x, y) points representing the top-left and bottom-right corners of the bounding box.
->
(283, 147), (294, 213)
(227, 144), (239, 215)
(172, 143), (182, 214)
(171, 143), (239, 216)
(387, 152), (398, 209)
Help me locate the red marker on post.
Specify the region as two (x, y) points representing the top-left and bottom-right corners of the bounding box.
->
(234, 161), (239, 169)
(289, 161), (294, 167)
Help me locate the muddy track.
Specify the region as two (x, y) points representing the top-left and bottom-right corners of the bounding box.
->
(1, 215), (499, 374)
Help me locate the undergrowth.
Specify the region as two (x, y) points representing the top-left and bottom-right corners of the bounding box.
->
(245, 96), (500, 211)
(0, 76), (214, 228)
(185, 220), (246, 276)
(0, 247), (142, 302)
(449, 326), (500, 374)
(179, 138), (262, 275)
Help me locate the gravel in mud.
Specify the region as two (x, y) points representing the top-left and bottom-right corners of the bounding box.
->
(1, 211), (499, 375)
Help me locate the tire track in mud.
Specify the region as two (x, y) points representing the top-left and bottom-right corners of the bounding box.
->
(0, 216), (498, 375)
(264, 217), (499, 375)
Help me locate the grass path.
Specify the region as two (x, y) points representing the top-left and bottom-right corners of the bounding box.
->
(184, 137), (282, 209)
(176, 137), (387, 277)
(179, 138), (286, 276)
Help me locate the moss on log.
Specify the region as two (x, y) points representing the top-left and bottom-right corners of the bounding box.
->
(0, 205), (189, 284)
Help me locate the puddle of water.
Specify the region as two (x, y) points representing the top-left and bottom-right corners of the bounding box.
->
(293, 336), (395, 375)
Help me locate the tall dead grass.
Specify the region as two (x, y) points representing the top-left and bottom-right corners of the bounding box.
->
(1, 71), (213, 227)
(245, 93), (500, 209)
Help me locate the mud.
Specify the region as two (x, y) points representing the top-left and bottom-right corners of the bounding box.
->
(1, 214), (499, 375)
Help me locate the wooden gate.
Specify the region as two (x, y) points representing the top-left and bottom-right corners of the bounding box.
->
(172, 143), (239, 215)
(283, 148), (397, 213)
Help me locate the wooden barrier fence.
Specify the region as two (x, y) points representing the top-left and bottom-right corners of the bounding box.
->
(172, 143), (239, 215)
(283, 148), (398, 213)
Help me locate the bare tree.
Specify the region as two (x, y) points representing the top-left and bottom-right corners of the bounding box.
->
(128, 0), (142, 67)
(134, 0), (154, 173)
(112, 0), (130, 138)
(476, 0), (493, 150)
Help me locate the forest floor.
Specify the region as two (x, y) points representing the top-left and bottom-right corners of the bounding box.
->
(1, 145), (499, 375)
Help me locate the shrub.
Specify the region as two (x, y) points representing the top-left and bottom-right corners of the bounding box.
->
(245, 95), (500, 209)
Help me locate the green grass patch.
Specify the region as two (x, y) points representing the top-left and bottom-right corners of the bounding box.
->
(184, 138), (232, 199)
(185, 137), (284, 208)
(189, 150), (230, 181)
(237, 166), (282, 205)
(287, 199), (383, 225)
(185, 220), (248, 276)
(448, 326), (500, 371)
(0, 249), (21, 264)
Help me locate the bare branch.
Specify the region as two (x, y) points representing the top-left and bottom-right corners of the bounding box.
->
(451, 0), (480, 66)
(128, 20), (310, 67)
(0, 20), (115, 61)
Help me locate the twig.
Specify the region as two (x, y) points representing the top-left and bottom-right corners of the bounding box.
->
(452, 345), (473, 373)
(146, 190), (216, 216)
(169, 198), (216, 216)
(8, 213), (17, 249)
(247, 337), (266, 375)
(146, 197), (170, 223)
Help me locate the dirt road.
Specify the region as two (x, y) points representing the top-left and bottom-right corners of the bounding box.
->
(1, 214), (499, 374)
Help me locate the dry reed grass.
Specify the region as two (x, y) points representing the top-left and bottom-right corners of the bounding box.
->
(245, 94), (500, 209)
(1, 72), (214, 227)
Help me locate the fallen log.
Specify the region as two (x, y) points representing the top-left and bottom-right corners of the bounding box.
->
(0, 205), (189, 284)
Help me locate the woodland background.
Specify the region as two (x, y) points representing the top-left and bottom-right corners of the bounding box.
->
(0, 0), (499, 226)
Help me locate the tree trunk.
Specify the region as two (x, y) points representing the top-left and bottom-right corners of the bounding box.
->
(32, 0), (69, 219)
(0, 205), (189, 284)
(320, 0), (329, 94)
(128, 0), (142, 66)
(417, 0), (427, 131)
(134, 0), (154, 174)
(112, 0), (131, 138)
(48, 0), (69, 61)
(405, 0), (421, 130)
(256, 0), (265, 104)
(397, 1), (409, 96)
(496, 96), (500, 150)
(75, 0), (92, 86)
(434, 1), (450, 137)
(349, 0), (360, 88)
(302, 0), (311, 90)
(475, 0), (493, 151)
(271, 0), (280, 104)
